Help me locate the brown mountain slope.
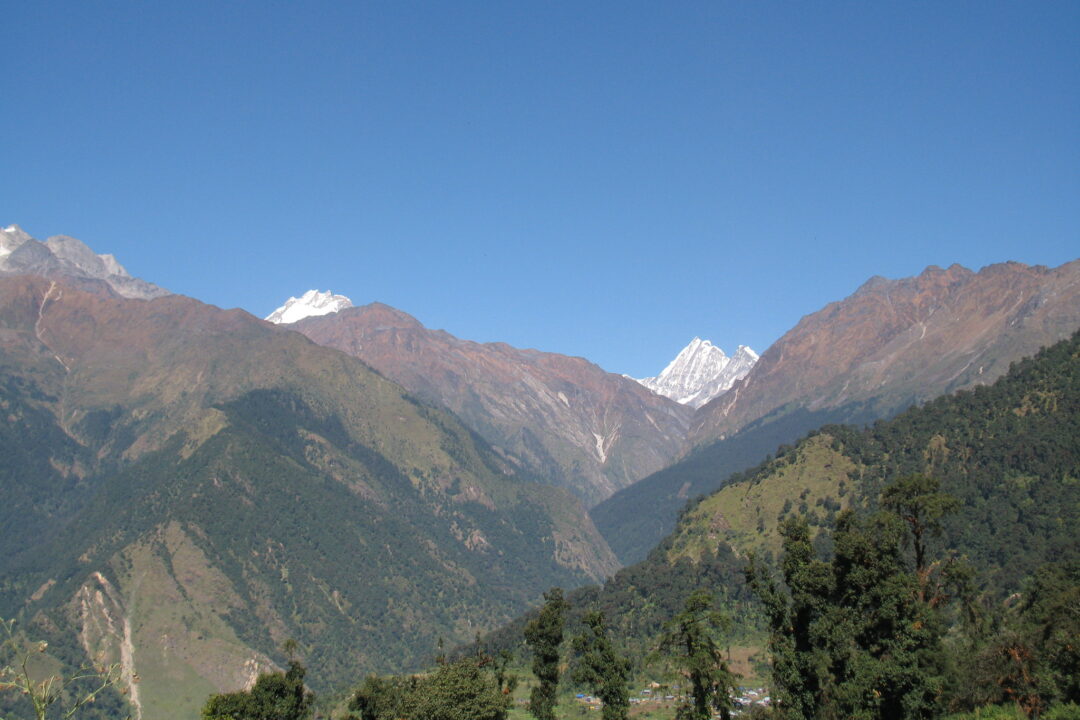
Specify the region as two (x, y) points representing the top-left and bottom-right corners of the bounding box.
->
(691, 260), (1080, 445)
(0, 275), (617, 719)
(292, 303), (693, 506)
(593, 258), (1080, 564)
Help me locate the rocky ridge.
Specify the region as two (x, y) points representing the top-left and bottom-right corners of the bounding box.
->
(592, 259), (1080, 564)
(0, 224), (169, 300)
(290, 302), (694, 506)
(691, 260), (1080, 445)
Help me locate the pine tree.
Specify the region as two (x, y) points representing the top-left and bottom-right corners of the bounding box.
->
(571, 611), (631, 720)
(747, 477), (961, 719)
(656, 589), (739, 720)
(524, 587), (567, 720)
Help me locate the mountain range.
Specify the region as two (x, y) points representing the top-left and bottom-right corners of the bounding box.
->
(1, 225), (1079, 719)
(592, 259), (1080, 563)
(264, 292), (762, 506)
(0, 273), (616, 720)
(278, 301), (693, 506)
(478, 328), (1080, 696)
(691, 260), (1080, 446)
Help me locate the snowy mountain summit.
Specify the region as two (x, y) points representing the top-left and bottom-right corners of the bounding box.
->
(635, 338), (758, 408)
(266, 290), (353, 324)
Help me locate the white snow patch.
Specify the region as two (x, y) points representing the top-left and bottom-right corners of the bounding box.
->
(266, 289), (354, 324)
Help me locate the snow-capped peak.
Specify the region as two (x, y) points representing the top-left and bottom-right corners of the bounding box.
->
(266, 290), (353, 324)
(733, 344), (759, 362)
(635, 337), (758, 408)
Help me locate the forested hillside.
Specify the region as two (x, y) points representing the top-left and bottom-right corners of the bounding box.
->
(590, 402), (881, 564)
(669, 328), (1079, 592)
(473, 331), (1079, 717)
(0, 276), (616, 720)
(594, 260), (1080, 565)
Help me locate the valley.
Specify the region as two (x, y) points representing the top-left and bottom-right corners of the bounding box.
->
(1, 228), (1077, 720)
(5, 5), (1077, 718)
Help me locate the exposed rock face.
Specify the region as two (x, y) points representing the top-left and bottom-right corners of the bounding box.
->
(291, 303), (693, 506)
(691, 260), (1080, 445)
(635, 338), (758, 408)
(0, 225), (169, 300)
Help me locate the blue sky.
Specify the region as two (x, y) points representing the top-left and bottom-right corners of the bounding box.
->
(3, 2), (1077, 377)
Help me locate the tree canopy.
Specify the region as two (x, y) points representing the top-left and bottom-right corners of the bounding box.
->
(202, 661), (313, 720)
(347, 656), (509, 720)
(656, 589), (739, 720)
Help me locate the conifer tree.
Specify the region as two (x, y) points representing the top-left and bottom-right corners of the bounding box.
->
(747, 477), (961, 720)
(571, 610), (631, 720)
(656, 589), (739, 720)
(524, 587), (567, 720)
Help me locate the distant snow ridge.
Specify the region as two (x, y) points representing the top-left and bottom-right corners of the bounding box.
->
(635, 338), (758, 408)
(266, 290), (353, 324)
(0, 224), (169, 299)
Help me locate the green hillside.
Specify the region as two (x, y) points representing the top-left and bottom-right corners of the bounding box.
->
(666, 329), (1079, 591)
(0, 277), (616, 720)
(476, 331), (1079, 714)
(590, 402), (881, 564)
(594, 259), (1080, 568)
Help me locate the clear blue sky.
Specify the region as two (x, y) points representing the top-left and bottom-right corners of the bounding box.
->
(3, 1), (1078, 377)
